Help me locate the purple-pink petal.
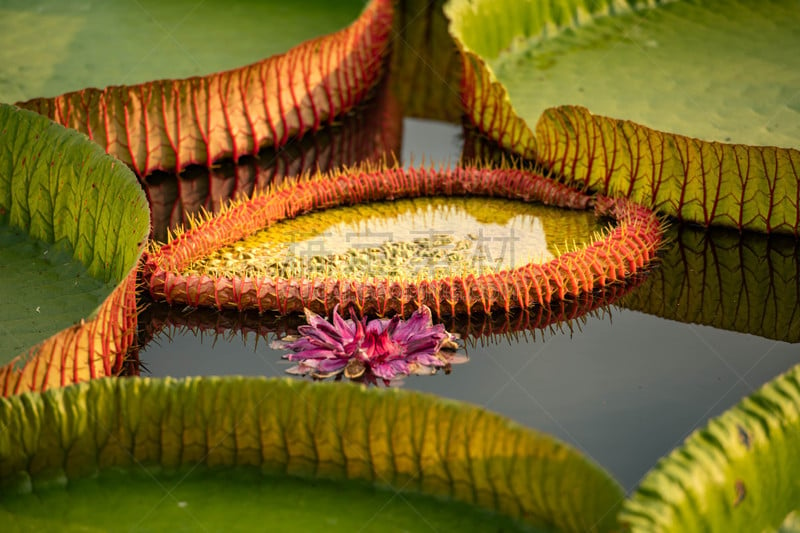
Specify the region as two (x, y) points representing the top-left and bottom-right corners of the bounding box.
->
(283, 347), (336, 361)
(285, 364), (311, 375)
(303, 309), (343, 336)
(372, 359), (410, 380)
(296, 324), (341, 349)
(274, 304), (464, 385)
(392, 306), (433, 343)
(317, 358), (349, 374)
(403, 336), (440, 355)
(407, 352), (445, 367)
(332, 306), (359, 344)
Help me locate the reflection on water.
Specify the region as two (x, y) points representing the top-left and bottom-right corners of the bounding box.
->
(188, 196), (601, 279)
(623, 225), (800, 343)
(137, 276), (643, 353)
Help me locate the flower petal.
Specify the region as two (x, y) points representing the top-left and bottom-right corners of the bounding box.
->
(332, 304), (359, 344)
(392, 305), (434, 343)
(372, 359), (409, 380)
(285, 363), (315, 375)
(408, 363), (437, 375)
(284, 348), (337, 361)
(297, 323), (342, 349)
(317, 358), (349, 374)
(407, 352), (446, 367)
(403, 337), (441, 358)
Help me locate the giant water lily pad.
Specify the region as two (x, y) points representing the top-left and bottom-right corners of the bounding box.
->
(488, 0), (800, 149)
(0, 470), (533, 532)
(185, 196), (603, 279)
(0, 103), (149, 395)
(0, 0), (368, 102)
(0, 225), (113, 364)
(0, 376), (624, 531)
(8, 0), (393, 176)
(446, 0), (800, 234)
(621, 360), (800, 531)
(144, 164), (663, 315)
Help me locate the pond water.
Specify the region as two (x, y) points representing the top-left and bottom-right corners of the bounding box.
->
(138, 116), (800, 493)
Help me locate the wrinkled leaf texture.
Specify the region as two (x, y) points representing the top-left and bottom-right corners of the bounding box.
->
(0, 104), (149, 396)
(621, 360), (800, 531)
(0, 376), (624, 532)
(446, 0), (800, 235)
(16, 0), (393, 177)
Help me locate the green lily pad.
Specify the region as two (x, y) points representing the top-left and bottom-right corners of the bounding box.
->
(621, 360), (800, 531)
(489, 0), (800, 149)
(1, 469), (532, 532)
(4, 0), (392, 177)
(0, 0), (366, 103)
(145, 164), (663, 315)
(0, 102), (149, 384)
(0, 225), (112, 364)
(0, 377), (625, 532)
(446, 0), (800, 235)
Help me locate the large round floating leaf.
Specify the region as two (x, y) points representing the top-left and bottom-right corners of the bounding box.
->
(185, 196), (603, 280)
(0, 103), (149, 395)
(1, 470), (535, 532)
(0, 0), (369, 102)
(143, 164), (664, 316)
(621, 361), (800, 531)
(10, 0), (393, 176)
(0, 376), (624, 531)
(489, 0), (800, 149)
(445, 0), (800, 235)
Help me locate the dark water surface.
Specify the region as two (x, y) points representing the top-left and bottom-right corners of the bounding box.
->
(139, 117), (800, 493)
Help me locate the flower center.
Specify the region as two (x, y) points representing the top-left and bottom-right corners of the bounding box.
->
(344, 358), (367, 379)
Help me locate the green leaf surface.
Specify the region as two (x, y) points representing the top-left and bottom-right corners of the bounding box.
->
(0, 377), (625, 532)
(1, 469), (533, 532)
(489, 0), (800, 149)
(0, 225), (111, 365)
(0, 102), (148, 364)
(9, 0), (392, 177)
(0, 0), (366, 103)
(621, 361), (800, 531)
(446, 0), (800, 234)
(535, 105), (800, 234)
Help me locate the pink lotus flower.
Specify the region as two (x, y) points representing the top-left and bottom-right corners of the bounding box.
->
(271, 305), (465, 384)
